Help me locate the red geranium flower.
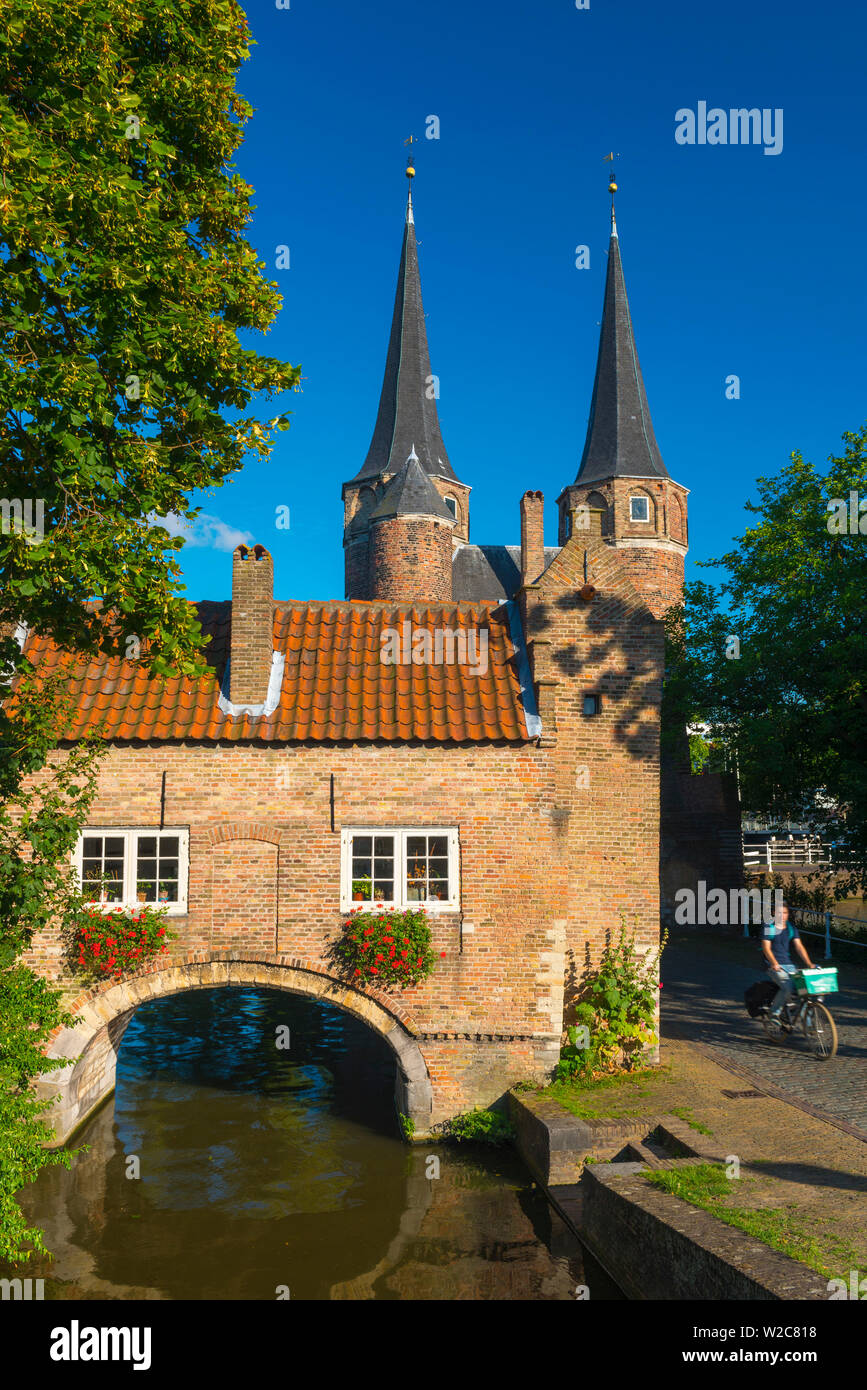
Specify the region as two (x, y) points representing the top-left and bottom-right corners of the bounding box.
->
(369, 966), (378, 975)
(375, 954), (384, 962)
(440, 952), (446, 958)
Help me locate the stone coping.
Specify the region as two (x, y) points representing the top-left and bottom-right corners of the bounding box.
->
(508, 1087), (831, 1300)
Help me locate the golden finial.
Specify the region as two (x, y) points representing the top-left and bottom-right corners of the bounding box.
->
(603, 150), (621, 228)
(404, 134), (417, 181)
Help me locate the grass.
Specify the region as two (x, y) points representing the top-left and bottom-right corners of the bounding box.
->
(671, 1106), (714, 1136)
(544, 1066), (672, 1119)
(646, 1163), (849, 1280)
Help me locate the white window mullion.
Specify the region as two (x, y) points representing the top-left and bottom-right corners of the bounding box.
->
(398, 832), (407, 910)
(125, 832), (136, 905)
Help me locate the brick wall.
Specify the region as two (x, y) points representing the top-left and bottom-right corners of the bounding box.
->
(368, 517), (452, 602)
(24, 523), (668, 1122)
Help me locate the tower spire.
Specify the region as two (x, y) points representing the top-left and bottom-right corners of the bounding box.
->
(574, 186), (668, 486)
(350, 151), (459, 484)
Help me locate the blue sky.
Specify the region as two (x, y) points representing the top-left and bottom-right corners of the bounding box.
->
(172, 0), (867, 602)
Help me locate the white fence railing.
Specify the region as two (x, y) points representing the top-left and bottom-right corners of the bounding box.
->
(794, 908), (867, 960)
(743, 842), (860, 871)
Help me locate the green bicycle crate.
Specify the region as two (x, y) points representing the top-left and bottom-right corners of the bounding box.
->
(793, 967), (838, 997)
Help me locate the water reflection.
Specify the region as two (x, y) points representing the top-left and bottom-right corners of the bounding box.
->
(9, 988), (622, 1300)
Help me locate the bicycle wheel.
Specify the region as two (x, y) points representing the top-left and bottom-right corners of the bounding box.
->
(761, 1009), (787, 1044)
(803, 1001), (838, 1059)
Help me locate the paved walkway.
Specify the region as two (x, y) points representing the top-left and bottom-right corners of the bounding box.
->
(661, 930), (867, 1140)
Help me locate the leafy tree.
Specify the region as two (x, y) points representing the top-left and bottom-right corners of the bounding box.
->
(663, 426), (867, 894)
(0, 0), (298, 1261)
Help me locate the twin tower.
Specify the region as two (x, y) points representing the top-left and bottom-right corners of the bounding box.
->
(342, 181), (688, 618)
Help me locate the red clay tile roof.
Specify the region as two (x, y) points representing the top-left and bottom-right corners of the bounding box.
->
(21, 600), (534, 743)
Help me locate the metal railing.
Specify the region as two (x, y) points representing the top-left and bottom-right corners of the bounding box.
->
(795, 908), (867, 961)
(743, 842), (860, 871)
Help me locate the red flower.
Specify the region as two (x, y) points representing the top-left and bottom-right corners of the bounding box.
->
(156, 928), (166, 937)
(658, 982), (663, 990)
(402, 938), (409, 944)
(401, 951), (408, 959)
(354, 969), (362, 976)
(364, 927), (374, 936)
(440, 952), (446, 958)
(417, 957), (423, 965)
(369, 966), (378, 975)
(375, 954), (384, 962)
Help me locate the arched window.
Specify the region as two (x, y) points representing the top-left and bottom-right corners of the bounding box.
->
(444, 495), (458, 520)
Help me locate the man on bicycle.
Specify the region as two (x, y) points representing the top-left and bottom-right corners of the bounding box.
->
(761, 901), (813, 1017)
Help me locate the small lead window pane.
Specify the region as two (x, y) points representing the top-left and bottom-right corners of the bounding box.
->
(630, 497), (649, 522)
(583, 694), (600, 716)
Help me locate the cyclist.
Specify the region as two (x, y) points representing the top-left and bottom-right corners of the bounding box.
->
(761, 901), (814, 1018)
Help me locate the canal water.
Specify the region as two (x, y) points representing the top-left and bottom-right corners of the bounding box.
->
(11, 988), (622, 1300)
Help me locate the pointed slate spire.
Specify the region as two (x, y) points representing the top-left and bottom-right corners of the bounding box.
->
(575, 225), (668, 485)
(370, 446), (455, 522)
(352, 190), (459, 484)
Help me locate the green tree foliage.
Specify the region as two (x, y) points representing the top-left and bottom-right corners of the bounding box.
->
(663, 426), (867, 892)
(0, 0), (298, 1261)
(0, 0), (299, 671)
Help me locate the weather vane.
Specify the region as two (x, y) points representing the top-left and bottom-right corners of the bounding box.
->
(603, 151), (621, 225)
(404, 134), (417, 183)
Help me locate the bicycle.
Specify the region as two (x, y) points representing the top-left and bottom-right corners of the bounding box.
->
(760, 967), (839, 1059)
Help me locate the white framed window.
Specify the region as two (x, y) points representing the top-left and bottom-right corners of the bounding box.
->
(341, 828), (459, 913)
(629, 495), (650, 522)
(443, 495), (458, 519)
(74, 828), (190, 915)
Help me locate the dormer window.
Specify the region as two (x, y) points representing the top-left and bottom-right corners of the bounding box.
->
(444, 495), (458, 519)
(629, 496), (650, 523)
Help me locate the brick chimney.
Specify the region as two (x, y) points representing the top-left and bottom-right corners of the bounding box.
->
(520, 490), (545, 584)
(230, 544), (274, 705)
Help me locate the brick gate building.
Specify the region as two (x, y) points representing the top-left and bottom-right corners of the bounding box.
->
(23, 180), (692, 1141)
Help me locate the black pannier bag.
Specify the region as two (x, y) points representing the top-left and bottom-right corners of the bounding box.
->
(744, 980), (778, 1018)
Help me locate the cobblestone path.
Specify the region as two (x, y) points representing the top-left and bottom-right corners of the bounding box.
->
(661, 931), (867, 1140)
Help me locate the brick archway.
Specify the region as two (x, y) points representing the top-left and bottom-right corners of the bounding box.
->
(39, 954), (432, 1147)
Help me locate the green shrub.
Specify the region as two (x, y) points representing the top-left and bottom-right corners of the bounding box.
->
(439, 1107), (515, 1146)
(556, 916), (666, 1082)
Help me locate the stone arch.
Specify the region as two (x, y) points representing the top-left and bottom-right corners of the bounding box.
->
(207, 822), (283, 846)
(586, 489), (612, 537)
(39, 955), (433, 1148)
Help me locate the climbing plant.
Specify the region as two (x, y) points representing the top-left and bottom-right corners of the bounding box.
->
(555, 918), (667, 1082)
